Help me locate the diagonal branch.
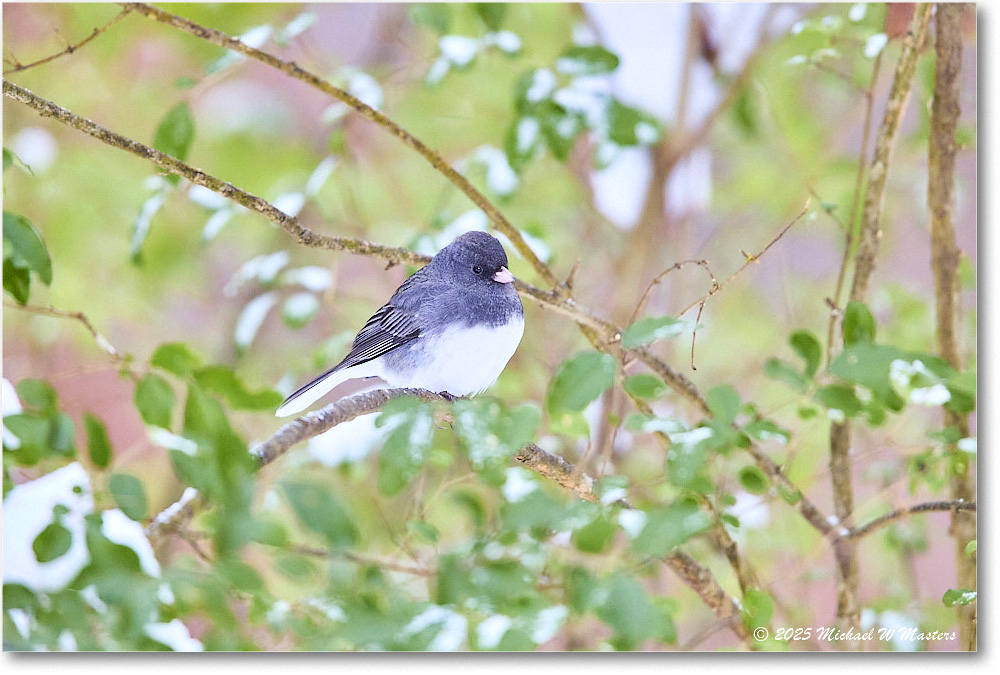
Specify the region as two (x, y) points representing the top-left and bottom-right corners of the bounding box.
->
(120, 1), (559, 291)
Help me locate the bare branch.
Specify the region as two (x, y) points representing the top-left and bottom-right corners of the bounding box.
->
(928, 1), (976, 651)
(846, 500), (976, 540)
(2, 7), (132, 75)
(120, 2), (560, 290)
(3, 301), (137, 379)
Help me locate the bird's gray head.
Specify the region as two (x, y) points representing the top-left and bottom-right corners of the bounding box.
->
(434, 231), (515, 286)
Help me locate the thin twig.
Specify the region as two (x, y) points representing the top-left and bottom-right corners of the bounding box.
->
(2, 7), (132, 75)
(120, 2), (559, 291)
(845, 500), (976, 540)
(677, 198), (811, 318)
(3, 301), (137, 379)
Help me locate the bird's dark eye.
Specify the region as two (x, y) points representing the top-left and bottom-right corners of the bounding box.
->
(473, 265), (483, 275)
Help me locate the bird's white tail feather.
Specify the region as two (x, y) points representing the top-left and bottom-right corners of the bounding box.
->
(275, 362), (380, 417)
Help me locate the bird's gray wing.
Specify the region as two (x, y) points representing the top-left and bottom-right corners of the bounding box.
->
(333, 301), (423, 371)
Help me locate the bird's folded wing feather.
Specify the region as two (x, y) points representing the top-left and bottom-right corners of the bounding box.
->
(334, 302), (423, 371)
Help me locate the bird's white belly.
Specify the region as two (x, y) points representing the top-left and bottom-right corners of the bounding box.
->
(385, 317), (524, 396)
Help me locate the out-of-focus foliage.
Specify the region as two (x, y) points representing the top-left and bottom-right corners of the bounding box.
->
(3, 2), (976, 652)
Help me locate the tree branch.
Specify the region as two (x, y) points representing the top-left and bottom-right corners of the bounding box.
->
(120, 1), (560, 291)
(2, 7), (131, 75)
(3, 301), (137, 380)
(845, 500), (975, 541)
(927, 1), (976, 651)
(829, 3), (932, 633)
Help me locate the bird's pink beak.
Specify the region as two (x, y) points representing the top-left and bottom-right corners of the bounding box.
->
(492, 266), (515, 284)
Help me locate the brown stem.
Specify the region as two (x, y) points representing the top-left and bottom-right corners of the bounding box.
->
(2, 7), (132, 75)
(845, 500), (975, 541)
(927, 1), (976, 650)
(829, 3), (933, 634)
(120, 2), (559, 290)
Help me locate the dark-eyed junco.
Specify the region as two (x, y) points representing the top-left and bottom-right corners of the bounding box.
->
(276, 231), (524, 417)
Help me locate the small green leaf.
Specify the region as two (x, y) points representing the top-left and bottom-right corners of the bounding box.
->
(3, 259), (30, 304)
(556, 45), (620, 76)
(84, 413), (112, 469)
(706, 386), (740, 423)
(790, 330), (822, 378)
(474, 2), (506, 30)
(741, 588), (774, 630)
(3, 211), (52, 284)
(546, 352), (617, 414)
(572, 515), (617, 554)
(281, 480), (359, 548)
(632, 499), (710, 556)
(815, 384), (863, 417)
(151, 342), (202, 378)
(15, 379), (57, 411)
(376, 398), (435, 496)
(153, 103), (196, 162)
(3, 147), (33, 175)
(623, 373), (667, 399)
(843, 301), (875, 346)
(108, 473), (148, 521)
(193, 365), (282, 411)
(965, 540), (977, 557)
(621, 316), (688, 349)
(738, 465), (769, 495)
(732, 86), (758, 137)
(764, 358), (808, 391)
(942, 588), (977, 607)
(32, 520), (72, 563)
(134, 374), (175, 428)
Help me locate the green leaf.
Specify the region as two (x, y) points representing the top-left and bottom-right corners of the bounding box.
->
(193, 365), (282, 411)
(546, 351), (616, 414)
(108, 473), (148, 521)
(84, 413), (112, 469)
(738, 465), (769, 495)
(623, 373), (667, 399)
(153, 103), (196, 162)
(3, 211), (52, 284)
(474, 3), (506, 30)
(16, 379), (57, 411)
(410, 3), (450, 33)
(49, 413), (76, 457)
(134, 374), (175, 428)
(453, 399), (541, 481)
(815, 384), (863, 417)
(3, 258), (30, 304)
(632, 499), (710, 556)
(281, 480), (359, 548)
(732, 86), (758, 137)
(571, 515), (617, 554)
(706, 386), (740, 423)
(842, 300), (875, 346)
(556, 45), (620, 76)
(3, 147), (33, 175)
(764, 358), (808, 391)
(151, 342), (201, 378)
(942, 588), (977, 607)
(741, 588), (774, 630)
(965, 540), (977, 557)
(376, 398), (435, 496)
(790, 330), (822, 378)
(596, 574), (671, 650)
(621, 316), (689, 349)
(743, 419), (790, 444)
(32, 520), (72, 563)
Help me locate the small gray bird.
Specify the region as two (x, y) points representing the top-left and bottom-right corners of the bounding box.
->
(276, 231), (524, 417)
